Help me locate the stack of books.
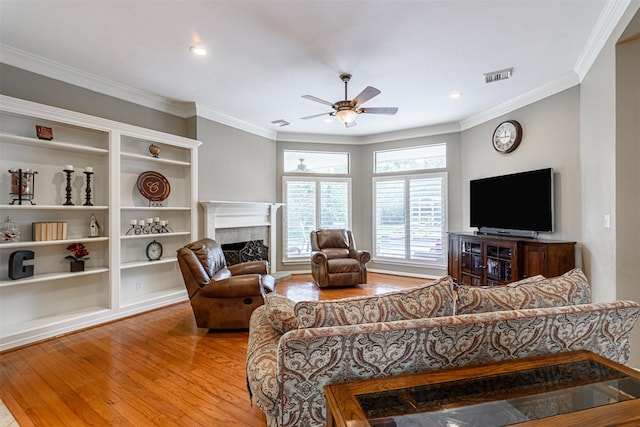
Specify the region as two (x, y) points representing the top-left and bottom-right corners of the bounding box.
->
(32, 222), (68, 241)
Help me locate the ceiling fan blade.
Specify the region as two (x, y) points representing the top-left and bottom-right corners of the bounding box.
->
(302, 95), (334, 107)
(358, 107), (398, 115)
(301, 112), (332, 120)
(352, 86), (381, 107)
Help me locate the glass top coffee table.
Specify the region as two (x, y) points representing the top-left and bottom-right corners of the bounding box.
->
(325, 350), (640, 427)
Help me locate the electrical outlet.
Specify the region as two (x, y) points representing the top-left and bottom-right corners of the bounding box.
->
(135, 281), (143, 290)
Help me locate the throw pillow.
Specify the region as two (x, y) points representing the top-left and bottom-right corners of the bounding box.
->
(263, 293), (298, 334)
(295, 276), (454, 329)
(456, 268), (591, 315)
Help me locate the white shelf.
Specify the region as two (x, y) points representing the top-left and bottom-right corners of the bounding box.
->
(0, 266), (109, 287)
(120, 257), (177, 270)
(120, 206), (191, 211)
(121, 152), (190, 166)
(0, 204), (109, 210)
(0, 95), (200, 351)
(0, 305), (110, 337)
(0, 133), (109, 155)
(0, 236), (109, 249)
(120, 231), (191, 240)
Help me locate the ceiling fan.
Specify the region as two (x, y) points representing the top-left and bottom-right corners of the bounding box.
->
(301, 73), (398, 128)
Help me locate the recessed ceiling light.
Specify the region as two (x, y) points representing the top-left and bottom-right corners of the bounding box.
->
(190, 46), (207, 56)
(449, 92), (462, 100)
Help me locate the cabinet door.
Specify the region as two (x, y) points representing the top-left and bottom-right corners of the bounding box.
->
(521, 243), (547, 278)
(447, 234), (460, 283)
(460, 238), (484, 286)
(485, 241), (517, 285)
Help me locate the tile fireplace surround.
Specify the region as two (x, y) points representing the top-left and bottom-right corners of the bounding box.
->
(199, 201), (285, 277)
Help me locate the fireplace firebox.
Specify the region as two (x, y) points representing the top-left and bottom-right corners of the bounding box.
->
(221, 240), (269, 266)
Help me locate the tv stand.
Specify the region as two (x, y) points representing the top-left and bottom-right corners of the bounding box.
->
(448, 232), (576, 286)
(477, 227), (538, 239)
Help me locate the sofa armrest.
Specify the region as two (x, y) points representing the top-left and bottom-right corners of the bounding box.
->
(349, 249), (371, 264)
(199, 274), (263, 298)
(229, 260), (268, 275)
(247, 306), (282, 421)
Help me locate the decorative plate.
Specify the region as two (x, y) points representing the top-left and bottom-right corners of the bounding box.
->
(137, 171), (170, 202)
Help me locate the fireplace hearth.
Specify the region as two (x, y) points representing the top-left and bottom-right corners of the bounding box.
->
(222, 240), (269, 266)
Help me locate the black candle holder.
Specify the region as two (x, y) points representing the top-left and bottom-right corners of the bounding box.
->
(83, 171), (94, 206)
(63, 168), (74, 206)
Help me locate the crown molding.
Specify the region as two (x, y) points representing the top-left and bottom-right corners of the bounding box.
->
(460, 72), (580, 131)
(359, 122), (461, 144)
(275, 132), (362, 145)
(195, 104), (278, 140)
(0, 44), (195, 118)
(574, 0), (633, 81)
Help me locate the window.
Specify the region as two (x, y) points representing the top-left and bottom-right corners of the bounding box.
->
(373, 172), (447, 266)
(283, 177), (351, 261)
(375, 144), (446, 173)
(284, 150), (349, 174)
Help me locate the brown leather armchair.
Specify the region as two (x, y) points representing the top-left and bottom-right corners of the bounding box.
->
(310, 229), (371, 288)
(177, 238), (275, 329)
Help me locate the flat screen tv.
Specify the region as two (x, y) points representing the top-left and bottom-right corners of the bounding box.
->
(470, 168), (554, 237)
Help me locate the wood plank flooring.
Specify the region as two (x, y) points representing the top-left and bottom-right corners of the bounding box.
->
(0, 273), (431, 427)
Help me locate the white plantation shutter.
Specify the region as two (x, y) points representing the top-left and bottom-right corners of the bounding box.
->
(320, 181), (349, 228)
(285, 180), (316, 258)
(374, 173), (446, 266)
(375, 179), (406, 259)
(283, 177), (351, 261)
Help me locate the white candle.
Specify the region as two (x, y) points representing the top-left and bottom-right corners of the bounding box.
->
(85, 166), (93, 173)
(159, 220), (166, 226)
(146, 217), (153, 224)
(154, 217), (160, 222)
(130, 219), (137, 225)
(138, 220), (145, 226)
(64, 165), (74, 171)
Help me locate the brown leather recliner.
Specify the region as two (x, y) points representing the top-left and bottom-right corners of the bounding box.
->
(177, 238), (275, 329)
(310, 229), (371, 288)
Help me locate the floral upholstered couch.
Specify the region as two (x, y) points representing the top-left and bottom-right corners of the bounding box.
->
(246, 269), (640, 427)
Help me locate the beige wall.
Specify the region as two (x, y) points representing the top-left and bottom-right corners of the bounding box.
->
(195, 117), (277, 238)
(581, 3), (639, 366)
(0, 64), (189, 137)
(616, 11), (640, 367)
(461, 87), (582, 242)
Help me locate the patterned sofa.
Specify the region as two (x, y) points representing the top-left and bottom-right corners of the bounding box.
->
(246, 269), (640, 427)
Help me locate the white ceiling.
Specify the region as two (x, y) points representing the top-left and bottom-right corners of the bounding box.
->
(0, 0), (623, 141)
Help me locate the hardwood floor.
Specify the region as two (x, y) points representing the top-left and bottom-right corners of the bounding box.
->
(0, 273), (431, 426)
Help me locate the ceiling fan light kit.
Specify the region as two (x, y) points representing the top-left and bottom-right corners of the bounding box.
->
(301, 73), (398, 128)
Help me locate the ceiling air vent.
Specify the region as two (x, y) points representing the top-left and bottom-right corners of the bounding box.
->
(484, 68), (513, 84)
(271, 119), (290, 127)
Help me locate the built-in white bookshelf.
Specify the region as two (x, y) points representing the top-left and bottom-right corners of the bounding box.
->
(0, 95), (200, 351)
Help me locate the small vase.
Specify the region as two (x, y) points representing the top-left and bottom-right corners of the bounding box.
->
(70, 260), (85, 272)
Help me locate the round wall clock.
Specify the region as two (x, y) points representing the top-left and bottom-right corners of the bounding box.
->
(146, 240), (163, 261)
(492, 120), (523, 153)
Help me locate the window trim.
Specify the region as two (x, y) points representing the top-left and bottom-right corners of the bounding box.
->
(373, 143), (446, 175)
(372, 171), (448, 268)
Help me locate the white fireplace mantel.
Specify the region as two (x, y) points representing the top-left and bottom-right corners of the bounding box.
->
(199, 200), (284, 272)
